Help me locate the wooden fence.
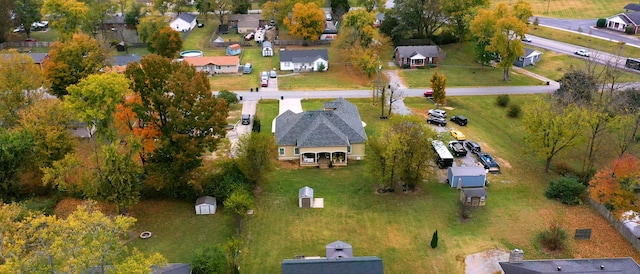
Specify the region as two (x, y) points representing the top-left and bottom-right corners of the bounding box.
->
(588, 198), (640, 251)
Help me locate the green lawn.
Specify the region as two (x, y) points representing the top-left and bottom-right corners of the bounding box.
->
(238, 95), (640, 273)
(127, 200), (235, 263)
(400, 43), (545, 88)
(495, 0), (631, 19)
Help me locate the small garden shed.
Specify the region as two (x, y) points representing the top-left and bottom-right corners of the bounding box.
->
(195, 196), (217, 215)
(460, 188), (487, 207)
(299, 186), (314, 208)
(226, 44), (241, 56)
(326, 240), (353, 259)
(262, 41), (273, 57)
(447, 166), (486, 188)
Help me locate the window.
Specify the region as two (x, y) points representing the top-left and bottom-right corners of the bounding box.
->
(216, 65), (221, 69)
(279, 148), (285, 155)
(347, 146), (352, 154)
(294, 147), (299, 155)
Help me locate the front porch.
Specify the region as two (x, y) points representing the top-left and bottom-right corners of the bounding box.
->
(300, 151), (348, 167)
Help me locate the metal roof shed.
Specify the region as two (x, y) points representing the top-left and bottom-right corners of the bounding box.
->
(195, 196), (217, 215)
(299, 186), (314, 208)
(447, 166), (487, 188)
(326, 240), (353, 259)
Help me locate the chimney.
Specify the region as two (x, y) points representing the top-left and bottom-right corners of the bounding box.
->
(509, 249), (524, 263)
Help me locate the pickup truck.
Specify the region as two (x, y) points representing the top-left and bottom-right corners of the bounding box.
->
(448, 141), (467, 157)
(476, 152), (500, 173)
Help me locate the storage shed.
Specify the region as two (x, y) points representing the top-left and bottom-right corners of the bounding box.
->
(326, 240), (353, 259)
(447, 166), (486, 188)
(262, 41), (273, 57)
(195, 196), (217, 215)
(226, 44), (241, 56)
(299, 186), (314, 208)
(460, 188), (487, 207)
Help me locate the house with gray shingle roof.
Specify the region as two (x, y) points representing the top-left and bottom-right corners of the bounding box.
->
(171, 13), (197, 32)
(606, 11), (640, 34)
(500, 249), (640, 274)
(274, 98), (366, 166)
(394, 45), (444, 68)
(513, 48), (542, 67)
(624, 3), (640, 12)
(279, 49), (328, 72)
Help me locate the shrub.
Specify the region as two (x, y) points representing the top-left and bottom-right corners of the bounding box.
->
(192, 245), (230, 274)
(496, 94), (510, 107)
(317, 63), (326, 71)
(217, 90), (239, 105)
(430, 230), (438, 248)
(252, 117), (261, 132)
(506, 104), (521, 118)
(626, 26), (635, 34)
(544, 176), (586, 205)
(596, 18), (606, 28)
(537, 222), (568, 251)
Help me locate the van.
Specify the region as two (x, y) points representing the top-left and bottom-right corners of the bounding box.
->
(243, 63), (252, 74)
(241, 114), (251, 125)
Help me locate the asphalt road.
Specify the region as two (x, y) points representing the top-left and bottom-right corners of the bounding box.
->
(524, 34), (630, 68)
(533, 17), (640, 47)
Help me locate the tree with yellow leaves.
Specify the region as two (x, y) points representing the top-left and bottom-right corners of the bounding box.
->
(284, 2), (325, 41)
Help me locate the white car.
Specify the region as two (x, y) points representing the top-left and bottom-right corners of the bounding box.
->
(428, 109), (447, 118)
(326, 13), (332, 21)
(521, 35), (532, 42)
(575, 49), (590, 57)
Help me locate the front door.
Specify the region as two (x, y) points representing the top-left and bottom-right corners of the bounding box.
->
(302, 198), (311, 208)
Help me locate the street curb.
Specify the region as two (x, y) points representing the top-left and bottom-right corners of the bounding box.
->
(538, 24), (640, 49)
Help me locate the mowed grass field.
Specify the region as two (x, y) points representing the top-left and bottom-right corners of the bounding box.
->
(494, 0), (630, 19)
(238, 96), (640, 273)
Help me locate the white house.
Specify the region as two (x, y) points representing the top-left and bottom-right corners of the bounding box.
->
(279, 49), (329, 72)
(171, 13), (197, 32)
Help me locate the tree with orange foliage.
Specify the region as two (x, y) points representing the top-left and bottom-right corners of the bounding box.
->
(589, 154), (640, 216)
(284, 2), (325, 41)
(148, 27), (183, 58)
(114, 94), (161, 164)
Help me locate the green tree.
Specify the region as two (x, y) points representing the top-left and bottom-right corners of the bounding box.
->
(124, 55), (229, 198)
(0, 49), (46, 128)
(138, 16), (169, 44)
(430, 72), (447, 107)
(470, 2), (531, 81)
(224, 189), (254, 217)
(210, 0), (233, 25)
(393, 0), (446, 38)
(430, 230), (438, 248)
(81, 0), (116, 37)
(201, 159), (250, 202)
(153, 0), (172, 15)
(356, 0), (383, 12)
(192, 245), (230, 274)
(13, 0), (43, 38)
(217, 90), (239, 105)
(544, 177), (586, 205)
(368, 115), (436, 190)
(43, 33), (108, 98)
(441, 0), (489, 47)
(609, 113), (640, 157)
(0, 129), (34, 201)
(0, 0), (14, 43)
(124, 2), (143, 31)
(41, 0), (88, 40)
(232, 0), (250, 14)
(195, 0), (214, 19)
(522, 96), (587, 173)
(330, 0), (350, 19)
(236, 132), (277, 187)
(65, 72), (130, 141)
(554, 71), (598, 106)
(284, 2), (325, 41)
(149, 27), (183, 58)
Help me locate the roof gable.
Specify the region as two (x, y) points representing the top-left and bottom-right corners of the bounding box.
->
(282, 256), (383, 274)
(275, 98), (367, 147)
(280, 49), (329, 63)
(521, 48), (542, 58)
(622, 11), (640, 25)
(395, 45), (441, 58)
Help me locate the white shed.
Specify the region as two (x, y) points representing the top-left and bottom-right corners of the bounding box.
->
(299, 186), (314, 208)
(262, 41), (273, 57)
(195, 196), (217, 215)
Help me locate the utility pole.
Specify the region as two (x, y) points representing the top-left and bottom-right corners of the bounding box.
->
(373, 55), (381, 105)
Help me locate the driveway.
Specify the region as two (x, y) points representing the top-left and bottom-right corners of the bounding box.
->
(227, 100), (257, 158)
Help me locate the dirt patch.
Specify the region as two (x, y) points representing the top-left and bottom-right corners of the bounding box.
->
(278, 160), (301, 170)
(496, 157), (512, 169)
(464, 249), (509, 274)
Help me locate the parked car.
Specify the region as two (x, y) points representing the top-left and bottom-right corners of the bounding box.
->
(428, 109), (447, 118)
(241, 114), (251, 125)
(427, 117), (446, 126)
(521, 35), (532, 42)
(424, 89), (433, 97)
(575, 49), (590, 57)
(465, 141), (481, 154)
(197, 23), (205, 28)
(243, 63), (252, 74)
(244, 32), (255, 41)
(448, 141), (467, 157)
(476, 152), (501, 173)
(450, 115), (468, 126)
(260, 78), (269, 87)
(450, 129), (466, 141)
(261, 71), (268, 79)
(269, 70), (277, 78)
(326, 13), (332, 21)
